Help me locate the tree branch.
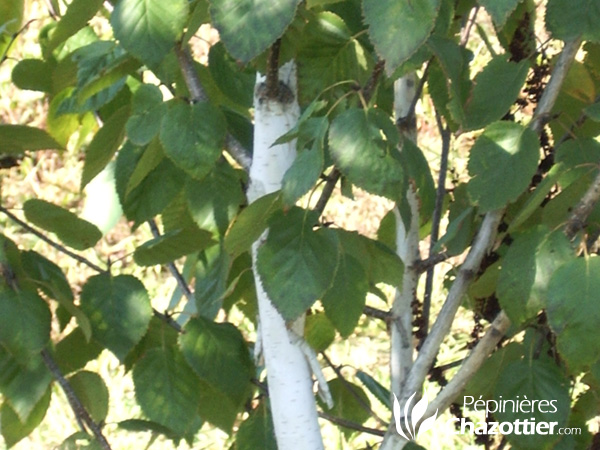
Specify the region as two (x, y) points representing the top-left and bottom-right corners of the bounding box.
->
(0, 205), (183, 333)
(314, 168), (341, 216)
(174, 42), (252, 171)
(564, 170), (600, 240)
(318, 411), (386, 437)
(530, 38), (583, 133)
(148, 219), (194, 304)
(265, 39), (282, 99)
(401, 208), (504, 405)
(41, 349), (112, 450)
(425, 311), (511, 417)
(0, 205), (107, 273)
(422, 112), (451, 338)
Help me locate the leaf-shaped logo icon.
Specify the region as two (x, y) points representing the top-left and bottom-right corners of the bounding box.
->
(393, 390), (438, 441)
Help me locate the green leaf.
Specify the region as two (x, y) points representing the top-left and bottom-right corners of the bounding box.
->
(335, 229), (404, 288)
(0, 0), (23, 57)
(494, 358), (570, 450)
(509, 162), (566, 232)
(363, 0), (441, 74)
(0, 125), (62, 154)
(23, 199), (102, 251)
(224, 192), (282, 257)
(133, 347), (202, 436)
(497, 227), (573, 325)
(428, 37), (472, 126)
(115, 141), (187, 227)
(356, 370), (391, 410)
(296, 12), (371, 104)
(80, 273), (152, 361)
(329, 108), (404, 201)
(548, 257), (600, 372)
(0, 351), (52, 423)
(124, 137), (165, 196)
(67, 371), (109, 423)
(462, 56), (530, 131)
(281, 147), (324, 207)
(478, 0), (523, 28)
(208, 42), (255, 109)
(11, 59), (54, 92)
(185, 160), (245, 236)
(46, 0), (104, 54)
(117, 419), (181, 442)
(321, 252), (368, 337)
(584, 101), (600, 121)
(110, 0), (189, 66)
(467, 121), (539, 212)
(0, 289), (51, 361)
(180, 317), (253, 410)
(256, 208), (339, 320)
(134, 227), (215, 266)
(81, 106), (130, 189)
(236, 403), (277, 450)
(159, 101), (227, 179)
(54, 328), (103, 376)
(210, 0), (301, 63)
(57, 432), (104, 450)
(20, 250), (92, 340)
(318, 378), (371, 437)
(194, 245), (231, 319)
(305, 312), (336, 351)
(546, 0), (600, 43)
(0, 388), (50, 448)
(126, 84), (166, 146)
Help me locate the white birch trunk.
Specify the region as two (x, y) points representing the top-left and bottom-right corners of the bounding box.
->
(380, 73), (420, 450)
(249, 61), (325, 450)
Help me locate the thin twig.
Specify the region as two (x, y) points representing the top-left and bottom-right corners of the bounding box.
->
(459, 6), (480, 47)
(362, 60), (385, 104)
(414, 251), (450, 274)
(364, 306), (390, 321)
(148, 219), (194, 303)
(0, 19), (37, 65)
(321, 352), (387, 427)
(0, 205), (183, 333)
(318, 411), (385, 437)
(174, 42), (252, 171)
(422, 112), (451, 338)
(41, 349), (113, 450)
(0, 205), (107, 273)
(314, 168), (341, 216)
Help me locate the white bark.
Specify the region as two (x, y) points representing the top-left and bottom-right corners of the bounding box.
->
(249, 62), (325, 450)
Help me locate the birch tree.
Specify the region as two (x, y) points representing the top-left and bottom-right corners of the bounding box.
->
(2, 0), (600, 449)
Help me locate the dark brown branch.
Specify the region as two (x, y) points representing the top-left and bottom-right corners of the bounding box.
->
(174, 43), (207, 103)
(0, 205), (107, 273)
(265, 39), (282, 99)
(148, 219), (194, 304)
(314, 168), (341, 216)
(318, 411), (385, 437)
(422, 112), (451, 337)
(364, 305), (391, 321)
(41, 349), (112, 450)
(174, 42), (252, 171)
(362, 60), (385, 104)
(459, 6), (480, 47)
(414, 251), (450, 274)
